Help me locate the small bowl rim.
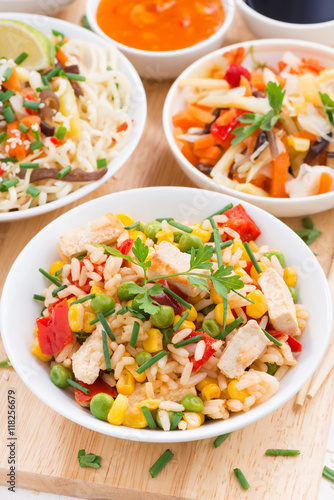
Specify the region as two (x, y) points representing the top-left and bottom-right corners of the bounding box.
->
(236, 0), (334, 29)
(163, 37), (334, 207)
(86, 0), (235, 58)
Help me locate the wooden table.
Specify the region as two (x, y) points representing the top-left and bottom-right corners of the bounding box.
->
(0, 1), (334, 499)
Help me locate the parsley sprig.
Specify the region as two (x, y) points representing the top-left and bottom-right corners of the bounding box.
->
(78, 449), (101, 469)
(231, 82), (286, 146)
(295, 217), (322, 245)
(319, 92), (334, 126)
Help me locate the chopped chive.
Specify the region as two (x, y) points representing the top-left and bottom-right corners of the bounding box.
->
(20, 162), (40, 169)
(64, 72), (86, 81)
(57, 165), (72, 179)
(149, 449), (174, 478)
(162, 286), (191, 310)
(54, 267), (63, 276)
(70, 294), (96, 305)
(206, 203), (233, 219)
(36, 85), (50, 92)
(41, 75), (50, 88)
(170, 411), (183, 430)
(23, 100), (40, 111)
(156, 217), (172, 222)
(216, 317), (243, 340)
(209, 217), (222, 268)
(0, 178), (19, 191)
(213, 432), (232, 448)
(18, 123), (29, 133)
(169, 220), (193, 233)
(233, 468), (250, 490)
(188, 240), (234, 257)
(1, 157), (17, 163)
(41, 306), (47, 315)
(117, 305), (146, 322)
(265, 449), (300, 456)
(56, 126), (67, 141)
(262, 329), (282, 347)
(45, 66), (61, 81)
(0, 89), (15, 102)
(141, 406), (157, 429)
(97, 312), (115, 341)
(244, 242), (262, 275)
(323, 465), (334, 482)
(32, 128), (40, 142)
(174, 334), (202, 349)
(0, 131), (9, 143)
(2, 105), (15, 123)
(30, 140), (43, 151)
(136, 351), (168, 374)
(26, 185), (41, 198)
(96, 158), (107, 169)
(33, 294), (45, 301)
(52, 284), (67, 297)
(130, 321), (140, 348)
(38, 268), (62, 287)
(3, 67), (13, 82)
(89, 308), (115, 326)
(173, 311), (189, 332)
(107, 65), (112, 71)
(66, 378), (90, 394)
(14, 52), (28, 65)
(124, 221), (140, 230)
(102, 330), (111, 372)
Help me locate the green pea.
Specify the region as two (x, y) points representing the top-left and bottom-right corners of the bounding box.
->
(161, 327), (173, 346)
(289, 286), (298, 304)
(264, 251), (285, 267)
(150, 305), (175, 329)
(135, 351), (152, 366)
(50, 364), (73, 388)
(200, 303), (215, 316)
(90, 393), (114, 420)
(179, 233), (203, 253)
(143, 221), (162, 242)
(202, 318), (221, 338)
(90, 294), (115, 315)
(138, 223), (146, 233)
(181, 394), (204, 413)
(173, 231), (183, 243)
(156, 410), (175, 429)
(117, 281), (137, 301)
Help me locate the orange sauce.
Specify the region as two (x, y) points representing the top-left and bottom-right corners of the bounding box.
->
(96, 0), (225, 52)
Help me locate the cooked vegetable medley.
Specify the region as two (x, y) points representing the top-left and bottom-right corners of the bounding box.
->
(32, 204), (308, 430)
(173, 47), (334, 198)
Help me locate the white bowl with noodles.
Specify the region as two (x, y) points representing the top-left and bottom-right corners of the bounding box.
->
(1, 186), (331, 443)
(163, 39), (334, 217)
(86, 0), (235, 80)
(0, 13), (146, 222)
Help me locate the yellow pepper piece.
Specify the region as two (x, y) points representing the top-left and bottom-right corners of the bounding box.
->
(287, 136), (310, 153)
(232, 238), (250, 262)
(201, 383), (221, 401)
(155, 230), (174, 245)
(250, 262), (267, 283)
(128, 230), (147, 243)
(146, 247), (155, 261)
(82, 311), (97, 333)
(173, 316), (196, 331)
(33, 327), (38, 337)
(58, 79), (81, 136)
(116, 370), (136, 396)
(31, 337), (52, 362)
(68, 303), (83, 332)
(107, 394), (129, 425)
(246, 290), (268, 319)
(143, 328), (163, 353)
(283, 267), (297, 287)
(191, 227), (211, 243)
(123, 406), (148, 428)
(227, 380), (249, 403)
(116, 213), (134, 226)
(196, 376), (217, 392)
(183, 412), (205, 429)
(49, 260), (64, 276)
(134, 399), (161, 410)
(186, 304), (198, 322)
(214, 303), (235, 326)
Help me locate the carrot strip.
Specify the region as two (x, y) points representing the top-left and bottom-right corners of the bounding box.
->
(223, 47), (245, 65)
(194, 146), (221, 162)
(187, 105), (214, 125)
(20, 116), (41, 142)
(56, 48), (69, 67)
(193, 134), (218, 151)
(318, 172), (333, 194)
(7, 121), (27, 161)
(292, 131), (317, 142)
(250, 72), (266, 92)
(243, 129), (260, 154)
(172, 111), (203, 130)
(300, 58), (326, 74)
(181, 142), (198, 166)
(239, 75), (252, 97)
(270, 135), (290, 198)
(216, 109), (237, 127)
(3, 68), (21, 92)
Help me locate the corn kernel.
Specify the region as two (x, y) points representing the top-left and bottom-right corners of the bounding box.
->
(145, 248), (155, 261)
(196, 376), (217, 392)
(82, 311), (97, 333)
(155, 230), (174, 245)
(123, 405), (148, 428)
(124, 354), (146, 382)
(31, 337), (52, 362)
(201, 383), (221, 401)
(116, 370), (135, 395)
(143, 328), (163, 353)
(227, 380), (249, 403)
(196, 312), (205, 327)
(49, 260), (64, 276)
(90, 284), (104, 295)
(234, 266), (247, 277)
(116, 213), (134, 226)
(231, 238), (250, 262)
(173, 316), (196, 331)
(68, 303), (84, 332)
(128, 230), (147, 243)
(127, 300), (133, 307)
(248, 240), (259, 252)
(250, 262), (267, 282)
(210, 287), (224, 304)
(246, 290), (268, 319)
(186, 304), (198, 322)
(135, 399), (161, 410)
(107, 394), (129, 425)
(214, 303), (235, 326)
(283, 267), (297, 287)
(191, 227), (211, 243)
(33, 327), (38, 337)
(183, 412), (205, 429)
(287, 135), (310, 152)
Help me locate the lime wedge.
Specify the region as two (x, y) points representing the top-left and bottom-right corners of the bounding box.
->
(0, 20), (55, 70)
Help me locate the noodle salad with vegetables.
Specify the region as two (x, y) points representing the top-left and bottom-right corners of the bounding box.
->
(31, 204), (308, 431)
(173, 47), (334, 198)
(0, 22), (132, 212)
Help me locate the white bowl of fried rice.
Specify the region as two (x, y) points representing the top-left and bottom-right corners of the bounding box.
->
(1, 187), (332, 442)
(0, 14), (146, 221)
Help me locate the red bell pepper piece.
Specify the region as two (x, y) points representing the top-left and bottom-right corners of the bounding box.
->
(36, 299), (73, 355)
(267, 329), (287, 339)
(50, 137), (64, 147)
(222, 204), (261, 242)
(175, 330), (217, 373)
(153, 279), (187, 315)
(224, 64), (251, 88)
(24, 94), (38, 115)
(117, 238), (133, 255)
(210, 110), (244, 149)
(286, 335), (302, 353)
(74, 378), (117, 406)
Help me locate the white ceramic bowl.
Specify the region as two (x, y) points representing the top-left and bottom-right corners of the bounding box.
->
(0, 0), (74, 15)
(1, 186), (331, 443)
(86, 0), (235, 80)
(236, 0), (334, 45)
(0, 13), (147, 222)
(163, 39), (334, 217)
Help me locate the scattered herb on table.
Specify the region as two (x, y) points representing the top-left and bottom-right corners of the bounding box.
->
(213, 432), (232, 448)
(149, 449), (174, 478)
(323, 465), (334, 482)
(265, 449), (300, 456)
(0, 357), (13, 369)
(78, 449), (101, 469)
(295, 217), (322, 245)
(233, 468), (250, 490)
(81, 15), (93, 31)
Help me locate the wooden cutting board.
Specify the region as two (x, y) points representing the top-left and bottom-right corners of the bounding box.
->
(0, 2), (333, 499)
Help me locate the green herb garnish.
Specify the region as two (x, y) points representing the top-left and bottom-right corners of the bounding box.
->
(97, 312), (115, 341)
(23, 100), (40, 111)
(233, 468), (250, 490)
(67, 379), (90, 394)
(129, 321), (140, 348)
(14, 52), (28, 65)
(265, 449), (300, 456)
(265, 362), (279, 376)
(162, 286), (191, 310)
(136, 351), (168, 374)
(149, 449), (174, 478)
(70, 294), (96, 305)
(174, 334), (202, 349)
(89, 308), (115, 326)
(0, 178), (19, 192)
(323, 465), (334, 482)
(319, 92), (334, 126)
(213, 432), (232, 448)
(2, 104), (15, 123)
(38, 268), (62, 287)
(18, 123), (29, 134)
(20, 162), (40, 169)
(57, 165), (72, 179)
(81, 15), (93, 31)
(262, 329), (282, 347)
(52, 284), (67, 297)
(78, 449), (101, 469)
(0, 90), (15, 103)
(173, 311), (189, 332)
(295, 217), (322, 246)
(64, 72), (86, 81)
(56, 126), (67, 141)
(0, 357), (13, 369)
(102, 330), (111, 372)
(141, 406), (157, 429)
(216, 317), (243, 340)
(244, 242), (262, 275)
(170, 411), (183, 430)
(96, 158), (107, 169)
(3, 67), (13, 82)
(0, 131), (9, 143)
(33, 294), (45, 301)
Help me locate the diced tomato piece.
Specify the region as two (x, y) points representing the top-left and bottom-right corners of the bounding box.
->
(286, 335), (302, 353)
(68, 254), (104, 294)
(267, 329), (286, 339)
(50, 137), (64, 147)
(153, 279), (188, 315)
(222, 204), (261, 242)
(36, 300), (73, 355)
(210, 110), (244, 149)
(74, 378), (117, 406)
(175, 330), (218, 372)
(224, 64), (251, 88)
(117, 238), (133, 255)
(244, 261), (253, 274)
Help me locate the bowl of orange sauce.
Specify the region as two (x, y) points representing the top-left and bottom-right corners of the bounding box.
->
(86, 0), (235, 80)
